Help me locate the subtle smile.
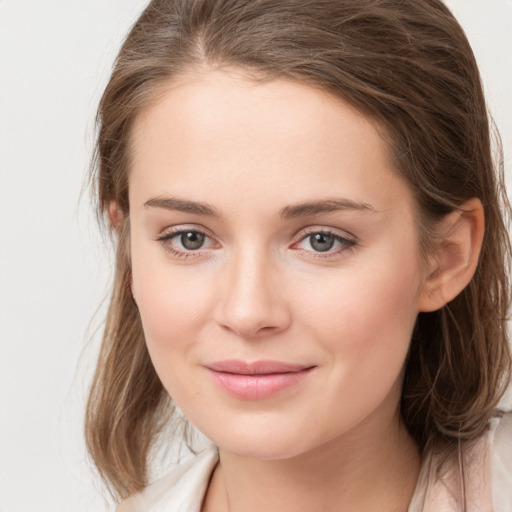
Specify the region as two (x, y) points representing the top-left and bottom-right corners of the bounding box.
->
(205, 360), (316, 400)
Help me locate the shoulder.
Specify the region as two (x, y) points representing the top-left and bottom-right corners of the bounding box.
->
(491, 411), (512, 511)
(409, 411), (512, 512)
(116, 499), (138, 512)
(116, 445), (219, 512)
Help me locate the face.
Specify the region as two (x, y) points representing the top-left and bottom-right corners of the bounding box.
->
(128, 69), (426, 460)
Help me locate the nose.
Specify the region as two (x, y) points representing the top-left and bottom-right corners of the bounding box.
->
(214, 246), (291, 339)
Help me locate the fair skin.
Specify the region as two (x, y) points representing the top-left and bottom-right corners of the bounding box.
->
(122, 68), (484, 512)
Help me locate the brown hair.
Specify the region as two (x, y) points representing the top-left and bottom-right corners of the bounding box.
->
(86, 0), (511, 500)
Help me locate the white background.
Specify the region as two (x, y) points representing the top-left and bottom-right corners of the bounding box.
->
(0, 1), (511, 511)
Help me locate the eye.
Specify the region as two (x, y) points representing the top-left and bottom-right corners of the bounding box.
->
(308, 232), (336, 252)
(156, 227), (217, 257)
(294, 229), (357, 256)
(177, 231), (206, 250)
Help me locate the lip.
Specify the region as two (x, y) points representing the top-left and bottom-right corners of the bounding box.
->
(205, 360), (315, 400)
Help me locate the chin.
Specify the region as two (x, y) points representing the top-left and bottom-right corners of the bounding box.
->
(195, 413), (325, 461)
(217, 433), (308, 461)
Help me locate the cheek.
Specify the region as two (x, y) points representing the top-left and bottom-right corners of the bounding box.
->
(301, 255), (421, 380)
(302, 253), (419, 323)
(130, 238), (217, 370)
(131, 263), (218, 411)
(285, 261), (421, 441)
(133, 269), (209, 346)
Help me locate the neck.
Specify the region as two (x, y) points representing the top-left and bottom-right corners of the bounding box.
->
(203, 417), (420, 512)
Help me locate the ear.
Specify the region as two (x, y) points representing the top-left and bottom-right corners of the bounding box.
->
(108, 201), (123, 230)
(108, 201), (137, 304)
(417, 198), (484, 312)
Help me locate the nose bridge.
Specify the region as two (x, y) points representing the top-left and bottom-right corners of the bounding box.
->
(216, 241), (290, 338)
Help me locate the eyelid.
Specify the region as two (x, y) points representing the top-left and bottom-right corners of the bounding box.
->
(292, 225), (357, 244)
(156, 223), (214, 240)
(290, 226), (358, 257)
(156, 224), (220, 257)
(155, 224), (357, 259)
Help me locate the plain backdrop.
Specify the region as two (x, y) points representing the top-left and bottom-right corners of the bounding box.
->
(0, 1), (511, 511)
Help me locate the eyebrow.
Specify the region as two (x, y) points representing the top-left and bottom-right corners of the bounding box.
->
(143, 196), (376, 218)
(280, 198), (376, 218)
(144, 197), (221, 217)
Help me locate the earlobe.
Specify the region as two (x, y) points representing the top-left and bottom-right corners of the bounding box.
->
(417, 198), (484, 312)
(108, 201), (123, 230)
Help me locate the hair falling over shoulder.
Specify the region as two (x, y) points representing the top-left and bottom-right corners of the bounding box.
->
(85, 0), (511, 501)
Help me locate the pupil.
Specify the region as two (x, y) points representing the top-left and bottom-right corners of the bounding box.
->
(310, 233), (334, 252)
(181, 231), (205, 250)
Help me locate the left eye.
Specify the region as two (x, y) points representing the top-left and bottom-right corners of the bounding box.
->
(296, 231), (356, 253)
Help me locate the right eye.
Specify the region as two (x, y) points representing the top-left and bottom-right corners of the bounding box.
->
(157, 228), (217, 258)
(174, 231), (206, 250)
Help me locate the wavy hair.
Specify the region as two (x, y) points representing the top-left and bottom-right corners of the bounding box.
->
(85, 0), (511, 500)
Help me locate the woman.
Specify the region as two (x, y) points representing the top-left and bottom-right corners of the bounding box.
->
(86, 0), (512, 510)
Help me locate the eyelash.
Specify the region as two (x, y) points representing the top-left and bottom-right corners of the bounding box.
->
(156, 227), (213, 259)
(292, 228), (357, 258)
(156, 227), (358, 260)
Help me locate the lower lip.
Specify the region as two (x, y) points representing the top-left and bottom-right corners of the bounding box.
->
(206, 367), (314, 400)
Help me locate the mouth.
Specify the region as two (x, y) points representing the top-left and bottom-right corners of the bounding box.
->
(205, 360), (316, 400)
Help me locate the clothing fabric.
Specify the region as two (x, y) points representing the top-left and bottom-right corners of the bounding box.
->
(122, 413), (512, 512)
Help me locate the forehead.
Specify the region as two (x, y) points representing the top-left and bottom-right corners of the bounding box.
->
(128, 68), (413, 216)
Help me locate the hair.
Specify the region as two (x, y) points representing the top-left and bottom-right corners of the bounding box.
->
(86, 0), (511, 501)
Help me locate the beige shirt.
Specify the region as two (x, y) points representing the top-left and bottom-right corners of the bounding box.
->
(122, 413), (512, 512)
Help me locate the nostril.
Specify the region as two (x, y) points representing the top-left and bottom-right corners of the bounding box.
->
(218, 319), (287, 339)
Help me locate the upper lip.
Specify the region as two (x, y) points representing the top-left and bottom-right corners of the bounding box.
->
(206, 360), (314, 375)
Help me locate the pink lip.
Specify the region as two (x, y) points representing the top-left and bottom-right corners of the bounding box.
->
(206, 360), (315, 400)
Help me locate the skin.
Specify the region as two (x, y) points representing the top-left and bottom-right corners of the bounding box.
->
(125, 68), (484, 512)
